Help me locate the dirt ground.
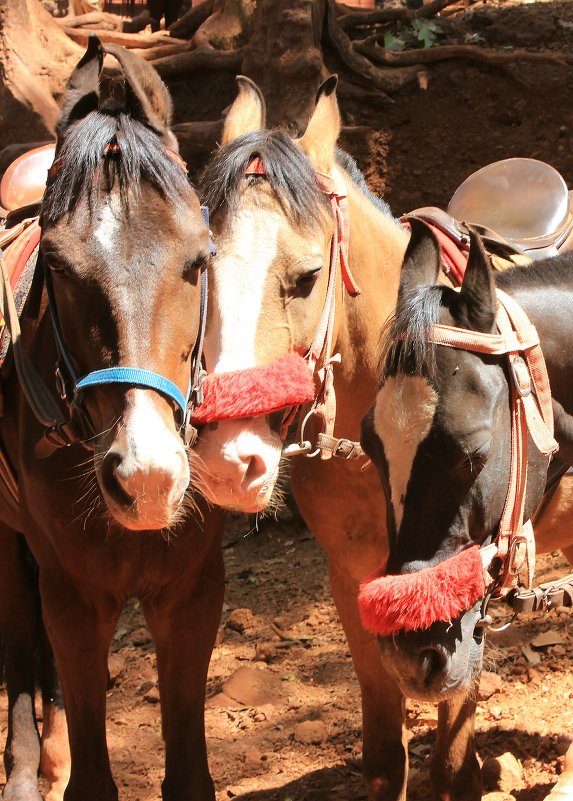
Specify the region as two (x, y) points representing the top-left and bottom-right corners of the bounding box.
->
(3, 0), (573, 799)
(14, 518), (573, 801)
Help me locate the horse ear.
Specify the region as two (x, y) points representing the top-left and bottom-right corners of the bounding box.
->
(57, 34), (104, 142)
(297, 75), (340, 174)
(221, 76), (266, 145)
(456, 227), (497, 332)
(103, 43), (178, 148)
(398, 218), (441, 298)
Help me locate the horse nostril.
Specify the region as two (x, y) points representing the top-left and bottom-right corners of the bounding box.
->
(101, 451), (133, 507)
(243, 453), (268, 489)
(419, 647), (448, 686)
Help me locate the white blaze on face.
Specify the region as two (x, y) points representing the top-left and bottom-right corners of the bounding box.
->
(206, 206), (282, 373)
(115, 390), (189, 510)
(94, 194), (121, 253)
(373, 375), (437, 530)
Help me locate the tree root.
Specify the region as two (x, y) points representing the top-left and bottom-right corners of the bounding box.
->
(55, 11), (122, 30)
(168, 0), (215, 39)
(354, 41), (570, 68)
(325, 0), (424, 95)
(337, 0), (460, 29)
(153, 47), (244, 79)
(62, 28), (187, 49)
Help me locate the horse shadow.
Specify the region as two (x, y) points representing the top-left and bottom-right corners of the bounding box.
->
(229, 727), (561, 801)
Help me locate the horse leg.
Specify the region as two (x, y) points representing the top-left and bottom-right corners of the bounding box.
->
(143, 542), (225, 801)
(39, 629), (70, 801)
(40, 573), (121, 801)
(534, 475), (573, 555)
(329, 556), (408, 801)
(544, 742), (573, 799)
(0, 529), (42, 801)
(431, 689), (481, 801)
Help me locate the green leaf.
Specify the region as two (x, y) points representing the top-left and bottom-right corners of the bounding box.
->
(414, 20), (438, 49)
(384, 31), (407, 51)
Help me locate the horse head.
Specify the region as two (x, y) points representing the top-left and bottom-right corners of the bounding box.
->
(359, 221), (551, 701)
(194, 75), (368, 513)
(39, 37), (211, 530)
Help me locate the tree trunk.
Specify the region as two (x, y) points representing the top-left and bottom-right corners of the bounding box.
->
(242, 0), (327, 131)
(0, 0), (81, 145)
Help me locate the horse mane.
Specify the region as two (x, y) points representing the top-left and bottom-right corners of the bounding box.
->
(379, 284), (447, 382)
(335, 148), (395, 222)
(42, 110), (191, 225)
(200, 129), (396, 226)
(495, 253), (573, 291)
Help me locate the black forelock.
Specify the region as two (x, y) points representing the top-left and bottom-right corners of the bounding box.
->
(379, 284), (448, 383)
(200, 129), (330, 227)
(41, 110), (191, 225)
(199, 130), (396, 228)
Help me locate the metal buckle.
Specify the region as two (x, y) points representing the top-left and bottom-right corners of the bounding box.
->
(510, 355), (532, 397)
(54, 365), (67, 400)
(507, 535), (528, 576)
(282, 408), (321, 459)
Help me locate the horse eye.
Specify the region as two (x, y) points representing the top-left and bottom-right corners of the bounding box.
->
(47, 260), (69, 276)
(462, 447), (490, 475)
(184, 254), (210, 273)
(296, 267), (322, 288)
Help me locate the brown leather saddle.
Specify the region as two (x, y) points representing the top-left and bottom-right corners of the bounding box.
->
(409, 157), (573, 262)
(0, 143), (56, 220)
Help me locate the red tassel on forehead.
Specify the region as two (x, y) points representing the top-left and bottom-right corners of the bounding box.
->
(190, 353), (315, 425)
(358, 545), (486, 636)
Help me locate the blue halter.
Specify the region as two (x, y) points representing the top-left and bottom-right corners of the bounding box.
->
(44, 205), (214, 444)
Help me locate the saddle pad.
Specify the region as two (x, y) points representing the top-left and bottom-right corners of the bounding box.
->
(0, 219), (41, 367)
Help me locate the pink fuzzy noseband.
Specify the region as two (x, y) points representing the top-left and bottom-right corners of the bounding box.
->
(190, 353), (315, 425)
(358, 545), (486, 636)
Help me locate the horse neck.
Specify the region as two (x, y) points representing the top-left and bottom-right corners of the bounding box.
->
(333, 179), (408, 431)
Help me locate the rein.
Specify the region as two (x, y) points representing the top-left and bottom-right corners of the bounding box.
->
(358, 288), (559, 636)
(1, 143), (212, 457)
(428, 289), (558, 602)
(191, 155), (366, 462)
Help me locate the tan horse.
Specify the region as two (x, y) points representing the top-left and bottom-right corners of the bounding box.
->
(195, 78), (417, 799)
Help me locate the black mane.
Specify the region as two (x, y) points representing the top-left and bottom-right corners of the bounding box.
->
(200, 129), (396, 226)
(41, 110), (190, 225)
(495, 252), (573, 291)
(379, 284), (447, 382)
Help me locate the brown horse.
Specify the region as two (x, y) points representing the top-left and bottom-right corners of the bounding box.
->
(194, 78), (417, 799)
(0, 38), (225, 801)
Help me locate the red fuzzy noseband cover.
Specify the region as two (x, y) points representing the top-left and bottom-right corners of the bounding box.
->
(190, 353), (315, 425)
(358, 545), (486, 636)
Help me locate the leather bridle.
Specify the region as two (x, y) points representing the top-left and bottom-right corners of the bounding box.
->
(244, 156), (364, 461)
(427, 288), (559, 604)
(2, 143), (212, 458)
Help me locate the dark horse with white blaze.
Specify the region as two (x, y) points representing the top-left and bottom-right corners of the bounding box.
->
(360, 220), (573, 799)
(0, 38), (225, 801)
